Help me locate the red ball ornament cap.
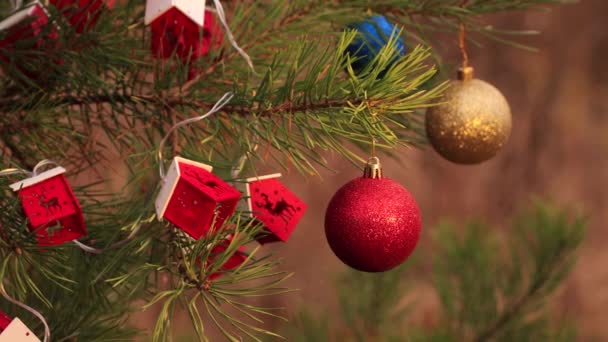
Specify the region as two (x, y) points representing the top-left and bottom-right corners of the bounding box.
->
(324, 157), (422, 272)
(9, 167), (87, 247)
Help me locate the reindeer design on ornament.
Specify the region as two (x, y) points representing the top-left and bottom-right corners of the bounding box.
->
(254, 192), (297, 226)
(33, 186), (61, 217)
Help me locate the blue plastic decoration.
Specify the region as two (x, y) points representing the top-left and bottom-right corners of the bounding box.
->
(345, 15), (406, 77)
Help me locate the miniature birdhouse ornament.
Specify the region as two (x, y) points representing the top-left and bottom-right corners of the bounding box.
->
(145, 0), (205, 25)
(0, 1), (61, 84)
(236, 174), (307, 244)
(0, 311), (10, 332)
(0, 2), (57, 61)
(50, 0), (114, 33)
(145, 0), (208, 59)
(0, 311), (40, 342)
(207, 234), (247, 280)
(155, 157), (242, 240)
(10, 166), (86, 246)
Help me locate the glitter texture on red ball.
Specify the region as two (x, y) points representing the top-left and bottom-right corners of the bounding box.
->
(324, 160), (421, 272)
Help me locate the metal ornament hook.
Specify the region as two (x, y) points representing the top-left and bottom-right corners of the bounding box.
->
(363, 156), (382, 179)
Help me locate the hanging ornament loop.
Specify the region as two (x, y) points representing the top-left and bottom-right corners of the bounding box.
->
(363, 156), (382, 179)
(457, 0), (472, 79)
(211, 0), (254, 72)
(158, 92), (234, 179)
(73, 215), (155, 254)
(0, 283), (50, 342)
(0, 159), (59, 180)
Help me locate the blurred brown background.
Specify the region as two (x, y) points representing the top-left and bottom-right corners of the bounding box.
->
(275, 0), (607, 340)
(137, 0), (608, 340)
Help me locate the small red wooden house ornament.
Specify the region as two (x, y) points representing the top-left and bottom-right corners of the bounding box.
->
(9, 167), (86, 246)
(50, 0), (114, 33)
(0, 316), (40, 342)
(155, 157), (242, 240)
(145, 0), (208, 60)
(0, 1), (62, 80)
(236, 174), (307, 244)
(0, 2), (59, 70)
(207, 234), (247, 280)
(0, 310), (11, 332)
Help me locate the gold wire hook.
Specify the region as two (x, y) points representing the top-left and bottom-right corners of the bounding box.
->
(371, 138), (376, 158)
(458, 22), (469, 69)
(458, 0), (471, 69)
(364, 93), (378, 159)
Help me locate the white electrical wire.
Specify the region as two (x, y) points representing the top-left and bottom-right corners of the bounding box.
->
(157, 92), (234, 179)
(10, 0), (24, 11)
(211, 0), (254, 72)
(73, 218), (144, 254)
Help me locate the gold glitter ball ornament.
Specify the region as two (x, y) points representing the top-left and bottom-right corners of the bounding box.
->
(425, 67), (512, 164)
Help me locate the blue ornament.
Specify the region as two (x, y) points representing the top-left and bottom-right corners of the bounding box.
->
(345, 15), (407, 76)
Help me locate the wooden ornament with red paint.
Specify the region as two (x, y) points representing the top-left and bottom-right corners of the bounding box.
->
(0, 315), (40, 342)
(155, 157), (242, 240)
(0, 2), (60, 83)
(207, 235), (247, 280)
(50, 0), (114, 33)
(9, 167), (86, 246)
(145, 0), (208, 59)
(236, 174), (307, 244)
(0, 311), (11, 332)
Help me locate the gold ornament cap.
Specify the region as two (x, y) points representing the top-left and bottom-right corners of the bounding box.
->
(457, 66), (474, 81)
(363, 157), (382, 179)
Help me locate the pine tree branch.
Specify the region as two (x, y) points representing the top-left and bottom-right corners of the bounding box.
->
(0, 133), (32, 169)
(0, 92), (381, 117)
(473, 280), (543, 342)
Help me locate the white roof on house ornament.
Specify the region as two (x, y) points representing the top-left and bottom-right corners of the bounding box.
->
(0, 1), (47, 31)
(144, 0), (207, 26)
(0, 318), (41, 342)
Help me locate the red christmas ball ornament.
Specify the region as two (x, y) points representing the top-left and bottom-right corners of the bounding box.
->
(324, 157), (421, 272)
